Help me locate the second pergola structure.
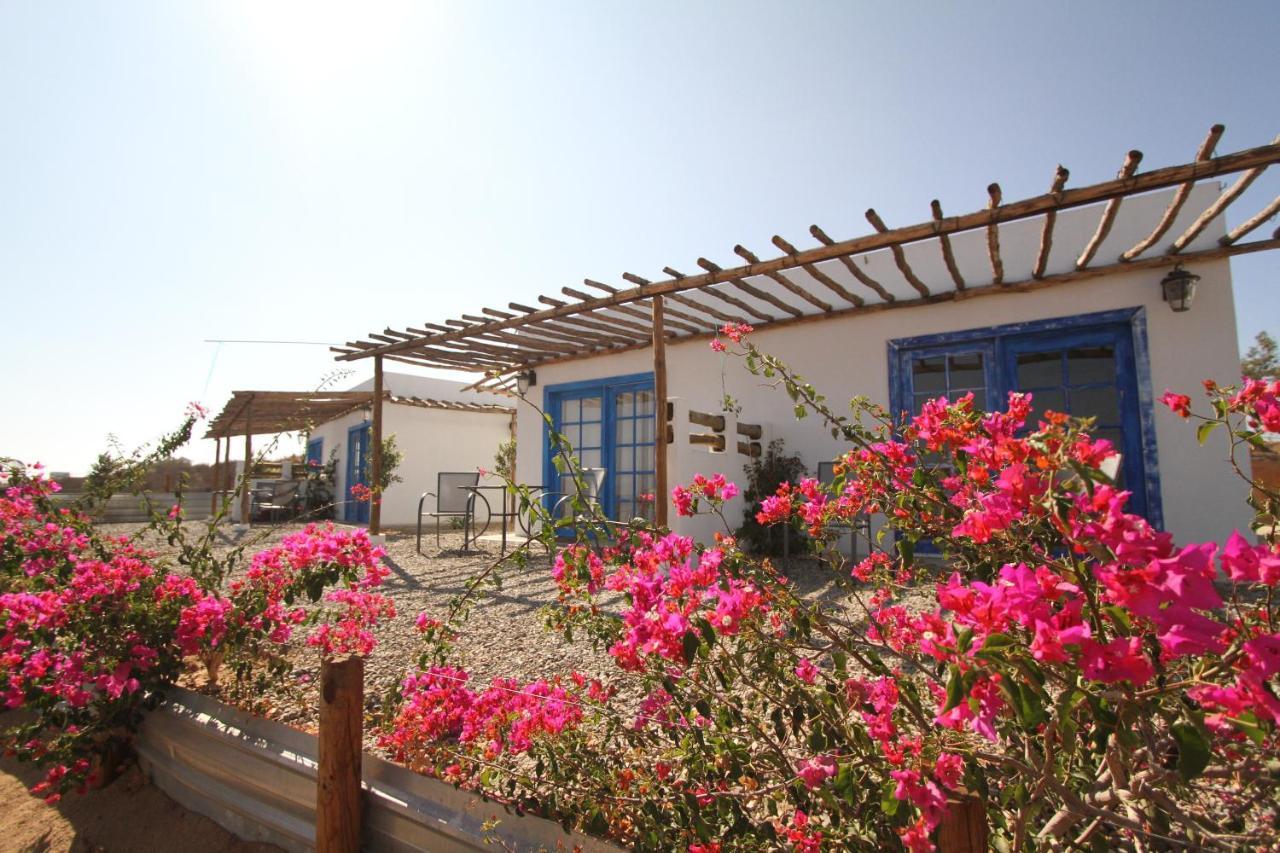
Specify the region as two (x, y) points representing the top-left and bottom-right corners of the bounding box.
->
(205, 388), (390, 531)
(334, 125), (1280, 528)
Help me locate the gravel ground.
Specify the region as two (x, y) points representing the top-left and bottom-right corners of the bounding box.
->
(97, 520), (931, 750)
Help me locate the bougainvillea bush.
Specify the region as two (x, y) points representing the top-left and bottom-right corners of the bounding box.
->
(0, 450), (394, 802)
(383, 328), (1280, 850)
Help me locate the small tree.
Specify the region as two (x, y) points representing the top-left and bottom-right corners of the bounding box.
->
(1242, 330), (1279, 381)
(735, 438), (806, 556)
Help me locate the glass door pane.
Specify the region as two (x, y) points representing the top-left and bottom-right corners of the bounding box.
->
(613, 386), (657, 521)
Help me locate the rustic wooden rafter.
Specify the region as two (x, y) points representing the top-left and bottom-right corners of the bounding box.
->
(333, 129), (1280, 374)
(866, 208), (931, 296)
(930, 200), (966, 290)
(1221, 195), (1280, 246)
(1122, 125), (1224, 261)
(1033, 165), (1071, 279)
(1077, 150), (1143, 269)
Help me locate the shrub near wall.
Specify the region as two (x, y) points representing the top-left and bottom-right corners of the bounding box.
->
(383, 328), (1280, 851)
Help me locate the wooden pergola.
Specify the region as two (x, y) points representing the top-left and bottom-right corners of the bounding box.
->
(334, 125), (1280, 527)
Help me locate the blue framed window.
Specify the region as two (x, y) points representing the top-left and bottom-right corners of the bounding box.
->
(888, 308), (1161, 526)
(543, 372), (657, 523)
(306, 436), (324, 466)
(345, 422), (370, 524)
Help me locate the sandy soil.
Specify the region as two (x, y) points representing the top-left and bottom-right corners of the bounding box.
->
(0, 756), (280, 853)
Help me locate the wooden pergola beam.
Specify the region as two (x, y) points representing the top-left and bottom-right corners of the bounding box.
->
(1221, 195), (1280, 246)
(930, 200), (966, 291)
(1170, 134), (1280, 254)
(1076, 150), (1143, 269)
(697, 257), (806, 318)
(810, 223), (894, 301)
(1122, 124), (1224, 261)
(1033, 165), (1071, 279)
(866, 209), (931, 296)
(771, 235), (865, 306)
(733, 244), (833, 311)
(987, 183), (1005, 285)
(337, 135), (1280, 363)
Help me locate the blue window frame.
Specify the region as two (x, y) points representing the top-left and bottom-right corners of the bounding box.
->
(543, 372), (657, 523)
(345, 422), (370, 524)
(888, 308), (1161, 526)
(306, 436), (324, 466)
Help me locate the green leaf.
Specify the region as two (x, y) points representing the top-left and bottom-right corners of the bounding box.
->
(897, 538), (914, 568)
(1227, 712), (1267, 746)
(944, 665), (965, 712)
(681, 630), (700, 664)
(1171, 722), (1211, 781)
(1196, 420), (1220, 445)
(880, 782), (901, 816)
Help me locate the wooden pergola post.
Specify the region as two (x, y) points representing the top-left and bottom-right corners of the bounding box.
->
(651, 295), (668, 528)
(241, 400), (253, 525)
(369, 356), (384, 535)
(211, 436), (221, 516)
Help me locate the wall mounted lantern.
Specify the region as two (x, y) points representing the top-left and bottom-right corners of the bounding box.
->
(516, 370), (537, 395)
(1160, 265), (1199, 313)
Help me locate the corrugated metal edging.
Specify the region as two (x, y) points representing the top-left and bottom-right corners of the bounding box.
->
(135, 687), (620, 853)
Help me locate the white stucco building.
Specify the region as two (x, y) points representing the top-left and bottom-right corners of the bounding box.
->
(334, 130), (1280, 547)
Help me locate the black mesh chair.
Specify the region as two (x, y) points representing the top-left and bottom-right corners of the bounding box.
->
(549, 467), (607, 526)
(250, 480), (302, 525)
(417, 471), (482, 553)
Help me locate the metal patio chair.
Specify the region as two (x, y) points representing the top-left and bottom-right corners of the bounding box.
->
(418, 471), (482, 553)
(548, 467), (608, 529)
(817, 461), (872, 559)
(250, 480), (303, 525)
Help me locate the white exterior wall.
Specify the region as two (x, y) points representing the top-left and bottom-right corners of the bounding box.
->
(308, 404), (512, 528)
(514, 186), (1249, 546)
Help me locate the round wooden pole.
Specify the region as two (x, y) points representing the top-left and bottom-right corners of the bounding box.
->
(210, 436), (221, 516)
(936, 792), (989, 852)
(651, 295), (669, 528)
(240, 401), (253, 525)
(316, 655), (363, 853)
(369, 357), (384, 535)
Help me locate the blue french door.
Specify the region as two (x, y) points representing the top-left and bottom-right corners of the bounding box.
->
(345, 423), (370, 524)
(544, 372), (657, 523)
(306, 437), (324, 466)
(891, 309), (1159, 525)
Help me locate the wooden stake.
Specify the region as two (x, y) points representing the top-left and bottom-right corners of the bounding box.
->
(935, 792), (989, 852)
(240, 400), (253, 525)
(316, 656), (364, 853)
(652, 296), (669, 529)
(370, 357), (383, 536)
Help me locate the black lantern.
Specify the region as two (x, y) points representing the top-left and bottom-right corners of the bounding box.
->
(1160, 265), (1199, 313)
(516, 370), (537, 395)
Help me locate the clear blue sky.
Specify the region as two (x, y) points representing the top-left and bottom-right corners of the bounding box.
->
(2, 1), (1277, 473)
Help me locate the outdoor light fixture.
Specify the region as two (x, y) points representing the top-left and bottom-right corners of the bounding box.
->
(516, 370), (537, 395)
(1160, 265), (1199, 313)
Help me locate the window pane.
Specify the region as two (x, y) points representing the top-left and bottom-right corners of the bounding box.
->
(616, 392), (634, 417)
(636, 444), (655, 471)
(581, 396), (602, 420)
(913, 392), (935, 415)
(638, 473), (656, 497)
(580, 449), (602, 468)
(1016, 351), (1061, 389)
(582, 422), (602, 448)
(1068, 346), (1116, 385)
(616, 418), (634, 445)
(911, 356), (946, 393)
(948, 352), (986, 389)
(635, 390), (656, 415)
(616, 474), (635, 502)
(1027, 389), (1065, 425)
(1071, 386), (1121, 426)
(637, 417), (655, 443)
(617, 499), (634, 520)
(970, 390), (988, 412)
(563, 425), (580, 448)
(615, 446), (635, 473)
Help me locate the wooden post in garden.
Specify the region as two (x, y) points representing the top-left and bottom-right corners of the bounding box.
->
(211, 436), (221, 516)
(241, 400), (253, 525)
(935, 792), (989, 853)
(651, 295), (668, 528)
(317, 655), (364, 853)
(369, 356), (384, 535)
